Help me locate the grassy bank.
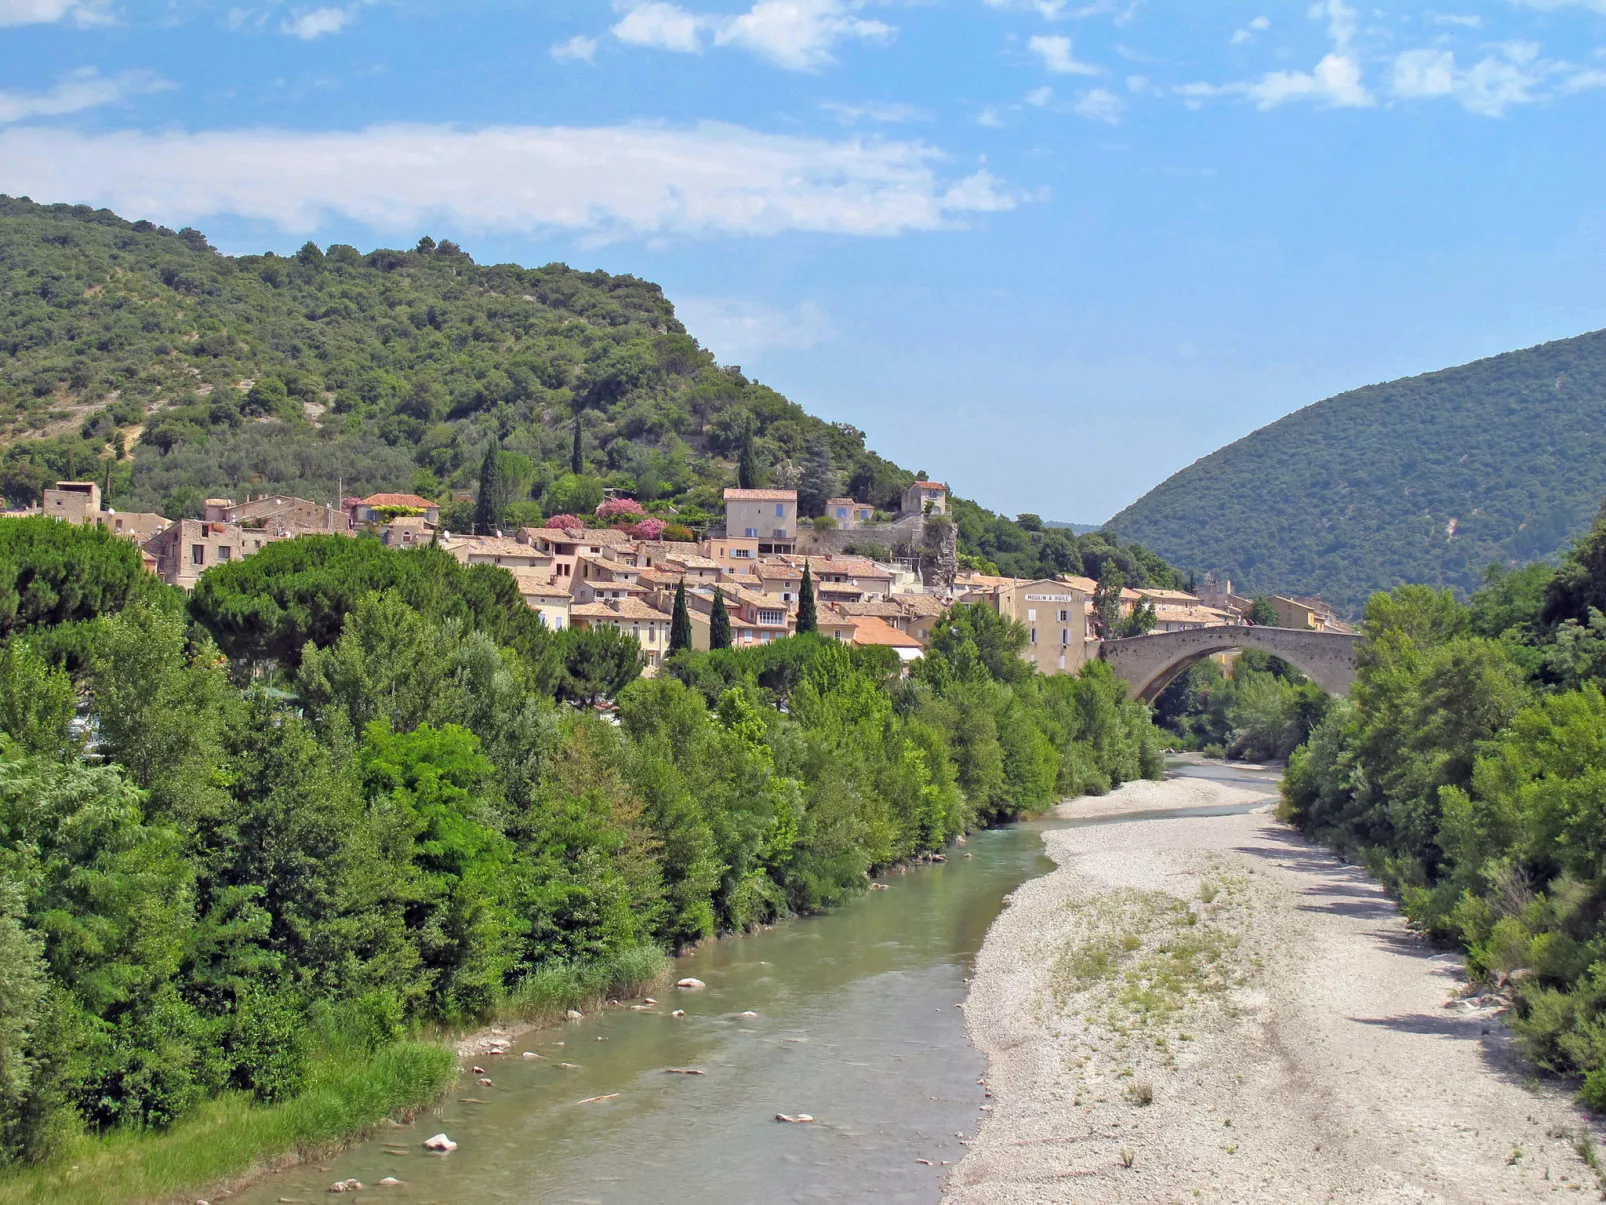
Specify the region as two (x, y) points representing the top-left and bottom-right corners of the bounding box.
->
(0, 945), (669, 1205)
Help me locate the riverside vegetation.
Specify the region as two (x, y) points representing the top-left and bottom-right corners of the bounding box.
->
(0, 518), (1164, 1201)
(1279, 495), (1606, 1107)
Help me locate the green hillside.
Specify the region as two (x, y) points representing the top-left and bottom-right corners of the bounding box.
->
(1107, 329), (1606, 612)
(0, 196), (1175, 588)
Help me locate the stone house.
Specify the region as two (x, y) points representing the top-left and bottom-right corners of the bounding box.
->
(824, 497), (875, 529)
(570, 597), (674, 672)
(722, 488), (797, 554)
(42, 481), (101, 523)
(206, 494), (350, 534)
(440, 535), (554, 572)
(510, 569), (573, 631)
(143, 519), (284, 590)
(347, 492), (441, 526)
(900, 480), (948, 518)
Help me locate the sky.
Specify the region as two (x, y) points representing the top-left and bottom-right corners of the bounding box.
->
(1, 0), (1603, 522)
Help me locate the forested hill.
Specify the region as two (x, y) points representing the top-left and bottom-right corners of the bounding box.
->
(0, 196), (1176, 587)
(1106, 329), (1606, 613)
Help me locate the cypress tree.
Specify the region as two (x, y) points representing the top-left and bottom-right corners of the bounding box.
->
(475, 439), (504, 535)
(796, 561), (817, 635)
(670, 579), (693, 653)
(738, 438), (761, 490)
(709, 586), (732, 651)
(571, 412), (584, 476)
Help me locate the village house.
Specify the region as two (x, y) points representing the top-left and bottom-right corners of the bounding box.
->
(754, 561), (803, 605)
(510, 569), (573, 631)
(380, 516), (432, 548)
(780, 554), (894, 602)
(205, 494), (350, 535)
(815, 603), (861, 643)
(702, 535), (761, 566)
(518, 526), (634, 580)
(571, 576), (651, 606)
(659, 552), (723, 585)
(37, 481), (171, 547)
(569, 597), (674, 671)
(439, 534), (554, 572)
(846, 615), (924, 664)
(964, 577), (1098, 676)
(823, 497), (876, 529)
(900, 480), (948, 518)
(346, 492), (441, 526)
(1269, 595), (1355, 634)
(672, 584), (792, 650)
(143, 519), (284, 590)
(722, 488), (797, 555)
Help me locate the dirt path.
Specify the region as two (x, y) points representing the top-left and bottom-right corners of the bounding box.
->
(946, 772), (1606, 1204)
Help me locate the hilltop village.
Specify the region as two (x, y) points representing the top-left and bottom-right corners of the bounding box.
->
(12, 474), (1351, 675)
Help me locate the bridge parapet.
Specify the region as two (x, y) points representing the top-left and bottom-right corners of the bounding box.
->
(1099, 626), (1362, 702)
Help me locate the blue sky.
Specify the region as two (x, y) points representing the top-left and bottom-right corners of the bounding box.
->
(1, 0), (1603, 521)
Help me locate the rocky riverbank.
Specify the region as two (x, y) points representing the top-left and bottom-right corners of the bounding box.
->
(946, 768), (1606, 1204)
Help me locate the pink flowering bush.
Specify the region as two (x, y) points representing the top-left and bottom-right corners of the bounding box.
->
(596, 497), (646, 521)
(547, 513), (585, 531)
(632, 517), (667, 540)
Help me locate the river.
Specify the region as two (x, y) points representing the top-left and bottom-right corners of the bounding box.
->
(232, 759), (1276, 1205)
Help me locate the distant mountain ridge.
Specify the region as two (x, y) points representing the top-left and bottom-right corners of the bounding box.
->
(1107, 329), (1606, 612)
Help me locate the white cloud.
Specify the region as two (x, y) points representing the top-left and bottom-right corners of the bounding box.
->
(0, 121), (1023, 242)
(1429, 12), (1483, 27)
(977, 105), (1005, 126)
(551, 34), (599, 63)
(675, 297), (834, 361)
(984, 0), (1140, 17)
(283, 6), (354, 39)
(1508, 0), (1606, 11)
(610, 0), (889, 68)
(1180, 0), (1370, 109)
(1029, 34), (1100, 75)
(1024, 85), (1054, 106)
(1231, 14), (1270, 44)
(0, 68), (171, 124)
(716, 0), (892, 70)
(1074, 86), (1125, 121)
(612, 2), (705, 52)
(1391, 41), (1603, 115)
(0, 0), (111, 26)
(821, 99), (928, 124)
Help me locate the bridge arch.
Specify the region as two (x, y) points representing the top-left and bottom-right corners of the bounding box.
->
(1098, 626), (1362, 703)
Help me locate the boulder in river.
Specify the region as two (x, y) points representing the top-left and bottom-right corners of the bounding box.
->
(738, 1011), (759, 1018)
(775, 1113), (814, 1124)
(671, 1009), (685, 1017)
(377, 1178), (403, 1187)
(565, 1009), (583, 1020)
(422, 1133), (457, 1152)
(676, 977), (706, 989)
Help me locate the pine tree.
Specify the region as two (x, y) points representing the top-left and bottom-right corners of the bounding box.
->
(571, 412), (584, 476)
(670, 579), (693, 653)
(738, 438), (761, 491)
(798, 436), (837, 517)
(475, 439), (505, 535)
(709, 586), (732, 650)
(796, 561), (817, 635)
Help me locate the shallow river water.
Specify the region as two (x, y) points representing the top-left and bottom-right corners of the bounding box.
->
(232, 759), (1279, 1205)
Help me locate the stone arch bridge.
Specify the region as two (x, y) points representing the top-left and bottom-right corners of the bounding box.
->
(1099, 626), (1363, 703)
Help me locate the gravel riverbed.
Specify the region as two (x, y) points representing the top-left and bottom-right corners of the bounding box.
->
(945, 770), (1606, 1204)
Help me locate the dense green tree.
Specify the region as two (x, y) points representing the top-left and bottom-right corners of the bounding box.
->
(474, 439), (506, 535)
(709, 587), (732, 651)
(738, 437), (762, 491)
(796, 562), (817, 635)
(1247, 597), (1279, 626)
(669, 580), (692, 654)
(0, 517), (167, 641)
(798, 438), (838, 518)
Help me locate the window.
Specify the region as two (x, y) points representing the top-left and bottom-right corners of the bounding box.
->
(1029, 628), (1037, 644)
(776, 503), (785, 517)
(1058, 654), (1067, 670)
(1058, 609), (1069, 622)
(1027, 608), (1037, 622)
(218, 546), (233, 562)
(759, 609), (785, 625)
(1061, 628), (1069, 644)
(745, 527), (758, 538)
(191, 544), (205, 566)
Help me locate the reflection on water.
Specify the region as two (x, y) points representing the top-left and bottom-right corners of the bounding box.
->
(232, 759), (1277, 1205)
